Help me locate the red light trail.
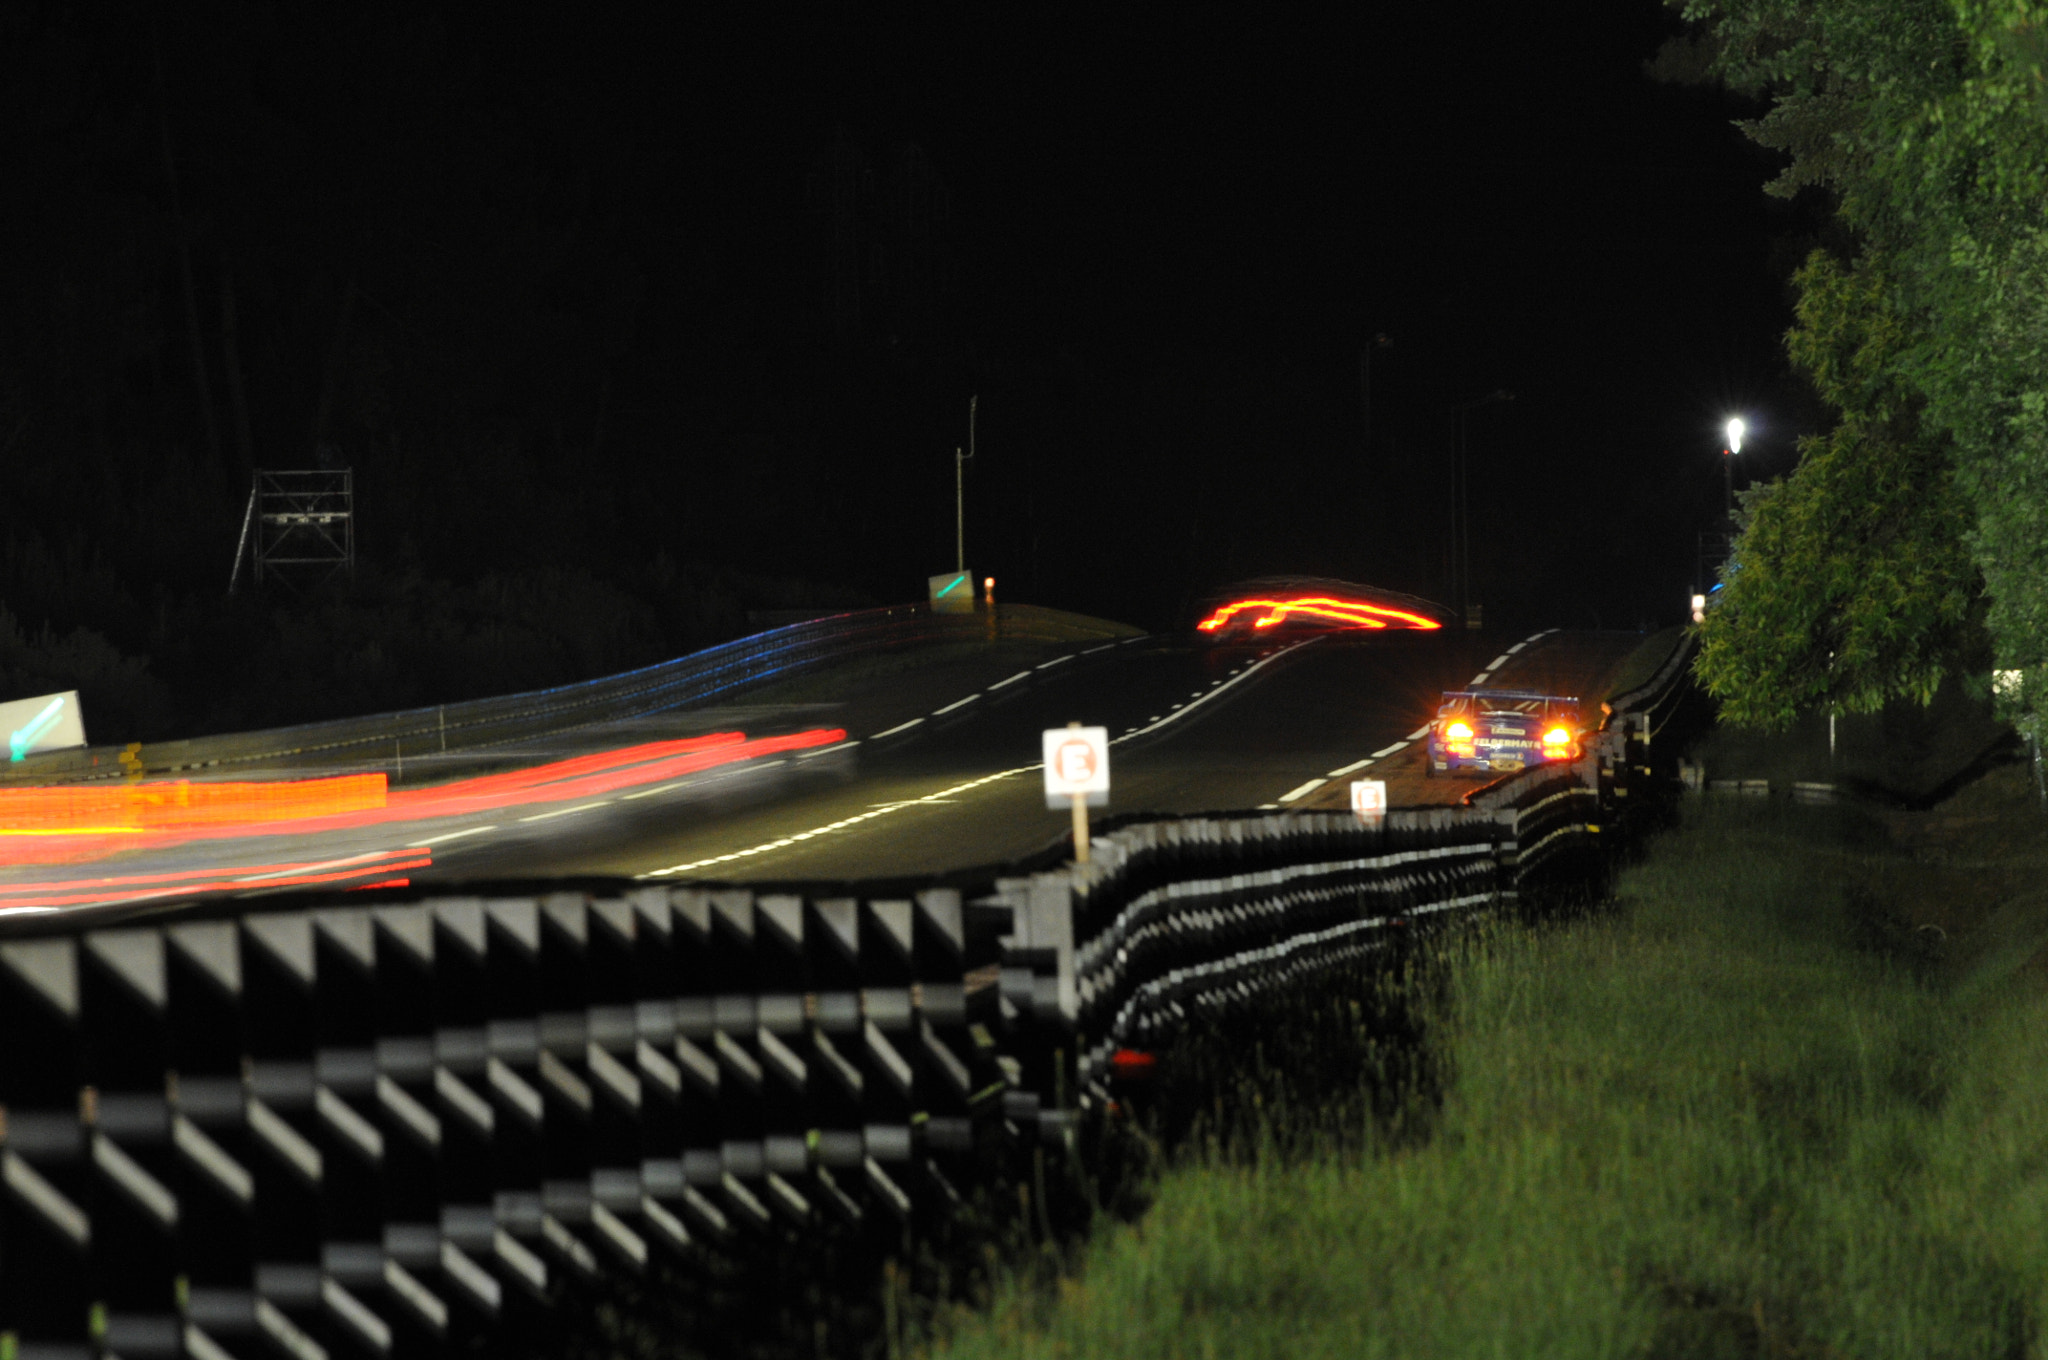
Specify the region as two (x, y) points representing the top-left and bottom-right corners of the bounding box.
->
(1197, 596), (1442, 633)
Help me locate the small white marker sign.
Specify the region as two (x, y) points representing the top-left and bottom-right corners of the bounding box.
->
(1350, 778), (1388, 824)
(1042, 725), (1110, 810)
(3, 689), (87, 763)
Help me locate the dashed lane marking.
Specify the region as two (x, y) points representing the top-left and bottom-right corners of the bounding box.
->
(989, 670), (1032, 689)
(519, 800), (612, 824)
(1277, 778), (1327, 804)
(407, 825), (499, 847)
(932, 693), (980, 716)
(1111, 639), (1318, 745)
(238, 850), (394, 882)
(870, 718), (923, 739)
(640, 763), (1037, 878)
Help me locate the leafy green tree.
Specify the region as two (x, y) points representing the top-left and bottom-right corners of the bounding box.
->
(1696, 251), (1980, 728)
(1679, 0), (2048, 738)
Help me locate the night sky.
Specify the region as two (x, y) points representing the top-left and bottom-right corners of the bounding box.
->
(2, 2), (1816, 728)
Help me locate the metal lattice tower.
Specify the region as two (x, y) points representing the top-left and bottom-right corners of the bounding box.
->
(229, 469), (354, 594)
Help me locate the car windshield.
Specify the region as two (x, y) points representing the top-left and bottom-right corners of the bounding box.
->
(1437, 694), (1581, 726)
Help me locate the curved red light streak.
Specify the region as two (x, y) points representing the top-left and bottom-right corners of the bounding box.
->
(1197, 596), (1442, 633)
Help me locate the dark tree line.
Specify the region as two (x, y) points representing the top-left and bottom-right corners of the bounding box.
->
(0, 3), (973, 741)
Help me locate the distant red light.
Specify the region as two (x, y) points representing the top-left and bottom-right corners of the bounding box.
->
(1109, 1047), (1158, 1077)
(1197, 596), (1441, 633)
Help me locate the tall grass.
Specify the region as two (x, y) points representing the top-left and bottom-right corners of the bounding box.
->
(930, 797), (2048, 1358)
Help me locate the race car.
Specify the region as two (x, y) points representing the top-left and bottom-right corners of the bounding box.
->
(1425, 688), (1585, 777)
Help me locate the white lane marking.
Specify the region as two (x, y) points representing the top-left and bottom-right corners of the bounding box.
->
(989, 670), (1032, 690)
(1407, 726), (1430, 740)
(518, 800), (611, 824)
(1486, 654), (1510, 669)
(1327, 758), (1374, 778)
(1505, 642), (1527, 654)
(1278, 778), (1327, 803)
(640, 763), (1038, 878)
(1470, 672), (1492, 685)
(1112, 639), (1319, 744)
(622, 777), (705, 801)
(932, 694), (980, 716)
(798, 739), (861, 758)
(1083, 642), (1118, 655)
(1035, 655), (1075, 670)
(408, 825), (499, 847)
(238, 850), (393, 882)
(1256, 803), (1280, 810)
(870, 718), (923, 739)
(1371, 742), (1407, 758)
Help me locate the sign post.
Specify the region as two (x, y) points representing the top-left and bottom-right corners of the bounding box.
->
(1350, 778), (1387, 827)
(1043, 722), (1110, 864)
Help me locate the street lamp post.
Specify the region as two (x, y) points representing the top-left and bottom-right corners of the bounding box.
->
(1360, 333), (1393, 460)
(1451, 389), (1514, 628)
(956, 394), (977, 573)
(1359, 335), (1394, 547)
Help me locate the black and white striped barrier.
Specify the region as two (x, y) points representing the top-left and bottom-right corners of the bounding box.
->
(0, 635), (1705, 1355)
(0, 886), (1044, 1358)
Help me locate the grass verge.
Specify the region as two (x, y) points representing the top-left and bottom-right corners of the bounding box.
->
(928, 770), (2048, 1359)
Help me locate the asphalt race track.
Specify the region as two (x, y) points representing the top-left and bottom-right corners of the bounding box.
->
(0, 627), (1657, 909)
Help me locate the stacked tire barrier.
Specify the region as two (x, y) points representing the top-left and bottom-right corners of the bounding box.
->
(2, 603), (1138, 789)
(0, 637), (1699, 1357)
(0, 888), (1058, 1358)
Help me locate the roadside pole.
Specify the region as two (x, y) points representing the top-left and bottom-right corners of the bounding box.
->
(1043, 722), (1110, 865)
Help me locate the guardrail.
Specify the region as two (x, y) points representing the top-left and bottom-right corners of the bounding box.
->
(0, 631), (1702, 1357)
(2, 603), (1138, 789)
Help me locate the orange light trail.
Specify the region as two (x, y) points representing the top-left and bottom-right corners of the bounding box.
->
(0, 726), (847, 871)
(1197, 596), (1442, 632)
(0, 773), (389, 835)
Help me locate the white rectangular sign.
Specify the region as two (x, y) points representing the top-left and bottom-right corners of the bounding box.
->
(929, 570), (976, 614)
(1043, 725), (1110, 809)
(3, 690), (88, 762)
(1350, 778), (1387, 823)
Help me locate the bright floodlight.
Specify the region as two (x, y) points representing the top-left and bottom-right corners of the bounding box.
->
(1725, 417), (1746, 454)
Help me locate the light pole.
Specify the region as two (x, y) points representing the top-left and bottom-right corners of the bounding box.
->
(1722, 416), (1745, 521)
(956, 394), (977, 574)
(1360, 333), (1393, 459)
(1451, 389), (1514, 628)
(1360, 335), (1394, 542)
